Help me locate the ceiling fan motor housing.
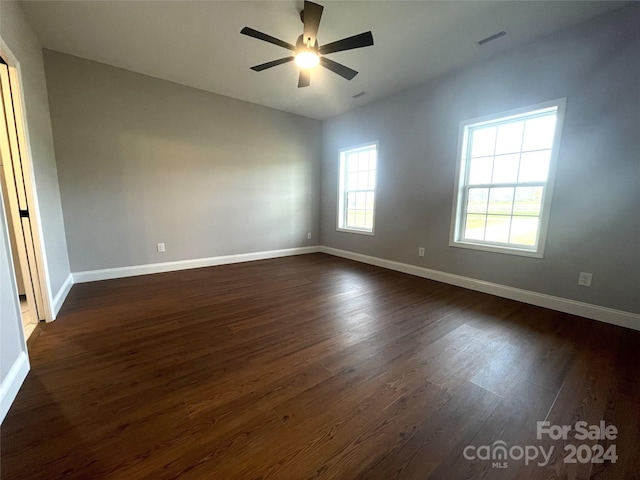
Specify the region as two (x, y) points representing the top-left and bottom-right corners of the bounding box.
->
(296, 34), (318, 53)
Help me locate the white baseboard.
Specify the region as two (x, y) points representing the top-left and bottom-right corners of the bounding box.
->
(0, 351), (29, 424)
(72, 246), (321, 284)
(320, 246), (640, 331)
(51, 273), (73, 319)
(66, 244), (639, 331)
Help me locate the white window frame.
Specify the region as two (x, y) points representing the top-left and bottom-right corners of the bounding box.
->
(337, 142), (378, 235)
(450, 98), (566, 258)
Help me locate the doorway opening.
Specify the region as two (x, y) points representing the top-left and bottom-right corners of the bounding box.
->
(0, 55), (46, 339)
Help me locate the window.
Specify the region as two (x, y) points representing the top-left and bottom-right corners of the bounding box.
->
(450, 99), (566, 257)
(337, 143), (377, 234)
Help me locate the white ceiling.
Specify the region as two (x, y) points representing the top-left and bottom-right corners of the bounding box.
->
(19, 1), (629, 120)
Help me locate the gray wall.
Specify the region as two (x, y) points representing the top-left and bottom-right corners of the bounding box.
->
(44, 51), (321, 272)
(321, 5), (640, 314)
(0, 0), (71, 301)
(1, 173), (26, 440)
(0, 187), (24, 384)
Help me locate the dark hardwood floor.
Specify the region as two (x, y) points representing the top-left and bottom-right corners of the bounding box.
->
(2, 253), (638, 479)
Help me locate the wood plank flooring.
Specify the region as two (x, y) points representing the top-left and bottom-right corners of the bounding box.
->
(1, 253), (638, 479)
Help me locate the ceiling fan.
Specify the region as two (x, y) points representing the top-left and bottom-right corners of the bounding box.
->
(240, 1), (374, 88)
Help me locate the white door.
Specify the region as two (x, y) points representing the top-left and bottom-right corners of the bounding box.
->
(0, 58), (45, 322)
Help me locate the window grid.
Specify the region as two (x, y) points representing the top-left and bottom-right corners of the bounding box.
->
(461, 179), (547, 247)
(338, 144), (377, 234)
(452, 103), (563, 255)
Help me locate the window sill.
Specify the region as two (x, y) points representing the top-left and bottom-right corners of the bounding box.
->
(449, 240), (544, 258)
(337, 227), (375, 236)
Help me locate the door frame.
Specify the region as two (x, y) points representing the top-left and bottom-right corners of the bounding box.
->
(0, 39), (54, 322)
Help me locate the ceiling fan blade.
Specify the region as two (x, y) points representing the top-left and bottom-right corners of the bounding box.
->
(250, 57), (295, 72)
(298, 69), (311, 88)
(241, 27), (296, 51)
(302, 1), (324, 47)
(319, 57), (358, 80)
(319, 31), (374, 55)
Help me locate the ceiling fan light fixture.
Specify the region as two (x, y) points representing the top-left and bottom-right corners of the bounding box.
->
(295, 50), (320, 69)
(241, 1), (374, 87)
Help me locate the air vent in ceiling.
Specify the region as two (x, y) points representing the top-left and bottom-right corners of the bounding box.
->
(478, 30), (507, 46)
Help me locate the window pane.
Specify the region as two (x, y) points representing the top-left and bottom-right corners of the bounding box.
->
(514, 187), (543, 216)
(347, 155), (359, 172)
(471, 127), (496, 157)
(364, 212), (374, 229)
(366, 192), (375, 210)
(358, 152), (370, 171)
(339, 144), (377, 233)
(352, 210), (360, 228)
(487, 187), (514, 214)
(464, 214), (486, 240)
(347, 192), (356, 209)
(495, 121), (524, 155)
(367, 170), (376, 189)
(357, 171), (369, 189)
(509, 216), (539, 246)
(468, 156), (493, 185)
(467, 188), (489, 213)
(519, 150), (550, 182)
(357, 210), (367, 228)
(522, 114), (556, 152)
(485, 215), (511, 243)
(347, 173), (358, 191)
(492, 154), (519, 183)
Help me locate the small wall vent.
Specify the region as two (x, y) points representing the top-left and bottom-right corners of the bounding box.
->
(478, 31), (507, 46)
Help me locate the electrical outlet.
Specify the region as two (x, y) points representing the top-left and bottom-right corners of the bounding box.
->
(418, 247), (425, 257)
(307, 233), (312, 240)
(157, 242), (165, 253)
(578, 272), (592, 287)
